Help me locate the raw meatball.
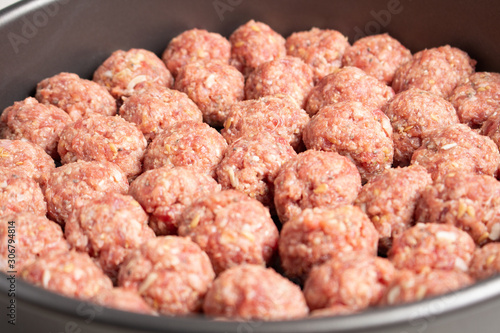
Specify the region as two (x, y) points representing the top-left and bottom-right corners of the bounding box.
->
(162, 28), (231, 77)
(143, 121), (227, 177)
(410, 123), (500, 181)
(305, 66), (395, 116)
(215, 132), (296, 208)
(1, 97), (72, 158)
(0, 213), (69, 272)
(118, 236), (215, 316)
(44, 161), (129, 225)
(93, 48), (174, 100)
(129, 166), (221, 236)
(392, 45), (476, 98)
(0, 168), (46, 217)
(174, 59), (244, 127)
(342, 33), (412, 85)
(203, 264), (308, 320)
(279, 206), (379, 280)
(286, 27), (350, 82)
(91, 287), (158, 315)
(482, 111), (500, 150)
(58, 114), (147, 180)
(229, 20), (286, 77)
(178, 190), (279, 274)
(35, 72), (117, 120)
(415, 172), (500, 245)
(469, 243), (500, 280)
(303, 101), (393, 182)
(244, 56), (314, 108)
(383, 88), (459, 166)
(20, 250), (113, 300)
(274, 150), (362, 224)
(65, 193), (155, 279)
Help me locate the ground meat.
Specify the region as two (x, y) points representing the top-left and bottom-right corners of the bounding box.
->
(215, 132), (296, 208)
(449, 72), (500, 127)
(392, 45), (476, 98)
(229, 20), (286, 77)
(118, 85), (202, 141)
(469, 243), (500, 280)
(0, 212), (69, 272)
(20, 250), (113, 300)
(1, 97), (72, 158)
(57, 114), (147, 180)
(286, 27), (350, 83)
(305, 66), (395, 116)
(44, 161), (129, 225)
(203, 264), (308, 320)
(65, 193), (155, 280)
(178, 190), (279, 274)
(244, 56), (314, 109)
(162, 28), (231, 77)
(342, 33), (412, 85)
(410, 123), (500, 181)
(303, 252), (395, 314)
(0, 168), (46, 217)
(278, 206), (379, 280)
(414, 172), (500, 245)
(143, 121), (227, 178)
(309, 306), (359, 318)
(91, 287), (158, 315)
(482, 111), (500, 151)
(129, 166), (221, 236)
(35, 72), (117, 120)
(93, 48), (174, 100)
(303, 101), (393, 182)
(273, 150), (362, 224)
(117, 236), (215, 316)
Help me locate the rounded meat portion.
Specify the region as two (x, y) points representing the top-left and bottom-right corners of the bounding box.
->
(482, 111), (500, 151)
(342, 33), (412, 85)
(392, 45), (476, 98)
(118, 236), (215, 316)
(35, 72), (117, 120)
(58, 114), (147, 180)
(129, 166), (221, 236)
(1, 97), (72, 158)
(274, 150), (362, 224)
(305, 66), (395, 116)
(203, 264), (308, 320)
(178, 190), (279, 274)
(91, 287), (158, 315)
(303, 101), (393, 182)
(469, 243), (500, 280)
(0, 168), (46, 217)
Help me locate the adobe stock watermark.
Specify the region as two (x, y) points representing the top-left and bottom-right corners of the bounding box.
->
(213, 0), (244, 22)
(49, 301), (104, 333)
(353, 0), (409, 41)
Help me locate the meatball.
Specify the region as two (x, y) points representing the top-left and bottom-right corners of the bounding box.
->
(203, 264), (308, 320)
(286, 27), (350, 82)
(342, 33), (412, 85)
(178, 190), (279, 274)
(174, 59), (244, 127)
(35, 72), (117, 120)
(91, 287), (158, 315)
(216, 133), (296, 208)
(1, 97), (72, 158)
(229, 20), (286, 77)
(0, 168), (46, 217)
(162, 28), (231, 77)
(305, 66), (395, 116)
(469, 243), (500, 280)
(58, 114), (147, 180)
(44, 161), (129, 225)
(93, 48), (174, 100)
(392, 45), (476, 98)
(274, 150), (362, 224)
(303, 101), (393, 182)
(279, 206), (379, 280)
(20, 250), (113, 300)
(118, 236), (215, 316)
(410, 123), (500, 181)
(65, 193), (155, 280)
(414, 172), (500, 245)
(482, 111), (500, 151)
(143, 121), (227, 178)
(129, 166), (221, 236)
(0, 213), (69, 272)
(244, 56), (314, 109)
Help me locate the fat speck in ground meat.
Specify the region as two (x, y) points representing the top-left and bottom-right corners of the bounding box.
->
(482, 110), (500, 152)
(118, 236), (215, 316)
(178, 190), (279, 275)
(129, 166), (221, 236)
(469, 243), (500, 280)
(0, 168), (46, 217)
(203, 264), (308, 320)
(91, 287), (158, 315)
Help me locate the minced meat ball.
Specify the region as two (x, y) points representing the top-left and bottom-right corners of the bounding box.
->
(469, 243), (500, 280)
(91, 287), (158, 315)
(0, 168), (46, 217)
